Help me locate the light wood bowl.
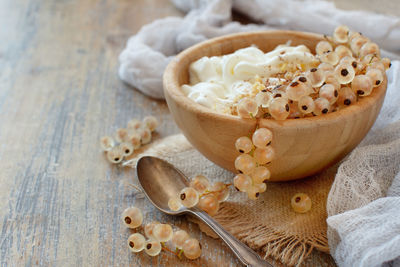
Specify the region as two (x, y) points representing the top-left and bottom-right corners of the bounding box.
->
(163, 31), (387, 181)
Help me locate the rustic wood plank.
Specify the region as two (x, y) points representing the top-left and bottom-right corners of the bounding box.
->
(4, 0), (396, 266)
(0, 0), (240, 266)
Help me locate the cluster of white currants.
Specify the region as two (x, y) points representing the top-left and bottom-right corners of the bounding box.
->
(100, 116), (158, 164)
(234, 127), (313, 212)
(168, 175), (230, 216)
(121, 207), (202, 259)
(236, 25), (391, 120)
(233, 128), (274, 199)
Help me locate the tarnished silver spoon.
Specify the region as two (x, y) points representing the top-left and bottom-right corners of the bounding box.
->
(136, 156), (271, 267)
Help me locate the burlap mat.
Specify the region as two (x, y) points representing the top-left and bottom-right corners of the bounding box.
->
(124, 134), (334, 266)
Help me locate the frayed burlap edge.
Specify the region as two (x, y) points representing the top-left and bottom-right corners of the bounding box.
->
(189, 204), (329, 267)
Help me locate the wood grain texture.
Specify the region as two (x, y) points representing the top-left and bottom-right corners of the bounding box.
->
(163, 31), (386, 181)
(0, 0), (337, 266)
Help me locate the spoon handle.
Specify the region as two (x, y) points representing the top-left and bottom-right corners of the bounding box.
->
(191, 210), (273, 267)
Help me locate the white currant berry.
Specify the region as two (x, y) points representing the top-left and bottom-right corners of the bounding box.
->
(252, 128), (273, 148)
(143, 116), (158, 132)
(247, 186), (260, 200)
(366, 68), (384, 87)
(144, 240), (162, 256)
(291, 193), (312, 213)
(337, 87), (357, 107)
(255, 91), (272, 108)
(182, 238), (202, 260)
(349, 31), (362, 42)
(233, 174), (252, 192)
(319, 51), (339, 66)
(179, 187), (199, 208)
(234, 154), (256, 174)
(100, 136), (115, 151)
(298, 95), (315, 114)
(315, 41), (333, 55)
(235, 136), (253, 153)
(252, 166), (271, 184)
(172, 230), (190, 249)
(381, 58), (391, 69)
(253, 147), (275, 165)
(128, 233), (146, 253)
(335, 45), (352, 59)
(115, 128), (129, 143)
(367, 61), (385, 73)
(323, 70), (335, 81)
(137, 127), (152, 145)
(189, 175), (210, 194)
(360, 42), (380, 58)
(210, 182), (230, 202)
(127, 119), (142, 130)
(121, 207), (143, 229)
(153, 223), (173, 242)
(107, 146), (124, 164)
(351, 75), (373, 96)
(254, 182), (267, 193)
(325, 75), (341, 92)
(339, 56), (358, 69)
(350, 35), (369, 55)
(334, 63), (355, 84)
(168, 197), (182, 211)
(319, 84), (338, 105)
(198, 194), (220, 216)
(307, 67), (326, 88)
(271, 88), (287, 99)
(237, 97), (258, 118)
(268, 97), (290, 120)
(119, 142), (134, 157)
(313, 97), (331, 116)
(127, 132), (141, 150)
(288, 101), (304, 119)
(318, 62), (334, 73)
(144, 221), (160, 239)
(333, 25), (349, 43)
(286, 78), (311, 101)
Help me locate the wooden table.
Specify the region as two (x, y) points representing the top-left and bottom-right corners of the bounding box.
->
(0, 0), (397, 266)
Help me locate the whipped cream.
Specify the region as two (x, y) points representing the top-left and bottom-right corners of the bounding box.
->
(182, 44), (319, 113)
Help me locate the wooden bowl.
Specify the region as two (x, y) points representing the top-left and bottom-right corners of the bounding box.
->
(163, 31), (387, 181)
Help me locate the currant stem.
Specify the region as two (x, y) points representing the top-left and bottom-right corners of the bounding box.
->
(369, 54), (377, 64)
(200, 183), (232, 198)
(161, 243), (182, 259)
(127, 183), (144, 194)
(121, 158), (135, 167)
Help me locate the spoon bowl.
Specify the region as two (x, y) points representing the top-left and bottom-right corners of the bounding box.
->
(136, 156), (271, 266)
(136, 156), (189, 215)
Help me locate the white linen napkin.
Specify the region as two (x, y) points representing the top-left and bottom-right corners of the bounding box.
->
(118, 1), (400, 266)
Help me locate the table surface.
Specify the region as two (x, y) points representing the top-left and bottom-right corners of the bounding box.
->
(0, 0), (398, 266)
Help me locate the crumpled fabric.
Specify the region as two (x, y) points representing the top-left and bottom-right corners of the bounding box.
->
(118, 1), (400, 266)
(326, 61), (400, 267)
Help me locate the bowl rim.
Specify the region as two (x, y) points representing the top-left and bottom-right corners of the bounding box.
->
(163, 30), (387, 128)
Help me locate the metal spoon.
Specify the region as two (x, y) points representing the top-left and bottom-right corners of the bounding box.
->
(136, 156), (272, 267)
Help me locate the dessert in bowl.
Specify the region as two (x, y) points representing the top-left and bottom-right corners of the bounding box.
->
(163, 29), (388, 181)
